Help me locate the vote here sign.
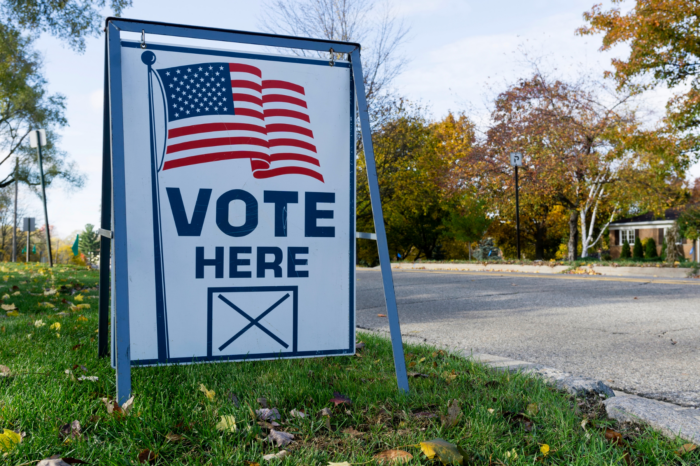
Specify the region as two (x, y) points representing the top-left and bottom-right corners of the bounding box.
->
(113, 41), (355, 365)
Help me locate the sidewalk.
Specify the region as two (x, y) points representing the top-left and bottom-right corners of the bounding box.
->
(388, 261), (696, 279)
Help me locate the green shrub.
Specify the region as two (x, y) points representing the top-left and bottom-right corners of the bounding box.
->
(601, 253), (612, 261)
(633, 240), (644, 259)
(645, 237), (658, 258)
(621, 240), (631, 259)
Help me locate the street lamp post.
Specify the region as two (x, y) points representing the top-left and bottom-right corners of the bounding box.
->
(30, 129), (52, 267)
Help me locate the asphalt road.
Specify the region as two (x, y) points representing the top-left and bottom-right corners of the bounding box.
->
(356, 269), (700, 407)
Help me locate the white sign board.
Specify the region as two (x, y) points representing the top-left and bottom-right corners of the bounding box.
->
(112, 42), (355, 366)
(510, 152), (523, 167)
(29, 129), (46, 148)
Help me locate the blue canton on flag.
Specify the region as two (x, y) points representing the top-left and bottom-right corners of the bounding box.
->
(157, 62), (235, 122)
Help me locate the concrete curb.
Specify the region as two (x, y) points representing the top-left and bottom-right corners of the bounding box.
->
(357, 327), (700, 444)
(387, 262), (696, 278)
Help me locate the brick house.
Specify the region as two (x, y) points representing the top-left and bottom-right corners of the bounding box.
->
(608, 209), (699, 261)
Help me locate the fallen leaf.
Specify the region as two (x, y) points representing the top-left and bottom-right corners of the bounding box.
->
(413, 411), (437, 419)
(257, 397), (269, 408)
(44, 288), (57, 296)
(6, 310), (19, 317)
(355, 341), (366, 350)
(407, 372), (429, 378)
(0, 428), (22, 452)
(0, 365), (10, 377)
(50, 322), (61, 331)
(37, 459), (72, 466)
(199, 384), (216, 401)
(327, 463), (351, 466)
(329, 392), (352, 406)
(268, 429), (294, 447)
(441, 399), (462, 428)
(77, 316), (88, 322)
(11, 291), (19, 296)
(59, 420), (82, 441)
(377, 314), (387, 317)
(419, 438), (463, 465)
(289, 409), (306, 418)
(138, 448), (157, 464)
(61, 458), (89, 465)
(526, 403), (539, 416)
(71, 344), (82, 351)
(74, 294), (84, 302)
(216, 415), (237, 433)
(605, 428), (625, 447)
(374, 449), (413, 464)
(318, 407), (332, 417)
(262, 450), (289, 461)
(257, 407), (281, 421)
(166, 432), (185, 442)
(1, 294), (7, 299)
(540, 444), (550, 456)
(228, 392), (240, 407)
(676, 443), (697, 456)
(35, 319), (46, 327)
(78, 376), (98, 382)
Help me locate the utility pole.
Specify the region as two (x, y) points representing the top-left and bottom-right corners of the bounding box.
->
(11, 158), (17, 262)
(510, 152), (523, 260)
(30, 130), (52, 267)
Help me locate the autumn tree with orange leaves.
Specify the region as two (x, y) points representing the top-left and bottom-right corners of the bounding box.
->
(464, 71), (689, 260)
(578, 0), (700, 144)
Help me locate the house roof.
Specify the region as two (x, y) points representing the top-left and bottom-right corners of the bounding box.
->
(610, 208), (682, 225)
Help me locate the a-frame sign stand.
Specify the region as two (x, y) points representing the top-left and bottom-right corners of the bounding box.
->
(98, 18), (409, 403)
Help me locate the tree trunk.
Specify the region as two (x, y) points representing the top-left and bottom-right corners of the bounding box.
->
(535, 223), (546, 260)
(567, 210), (578, 261)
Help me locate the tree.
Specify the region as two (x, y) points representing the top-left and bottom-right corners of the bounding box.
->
(464, 69), (690, 260)
(621, 239), (631, 258)
(0, 0), (132, 52)
(259, 0), (409, 123)
(645, 237), (658, 258)
(677, 206), (700, 241)
(578, 1), (700, 144)
(443, 196), (491, 260)
(78, 224), (99, 264)
(0, 23), (83, 190)
(633, 239), (644, 259)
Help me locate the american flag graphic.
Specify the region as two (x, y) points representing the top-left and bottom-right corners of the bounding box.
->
(156, 62), (323, 182)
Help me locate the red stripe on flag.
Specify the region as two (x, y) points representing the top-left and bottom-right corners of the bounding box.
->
(253, 166), (324, 182)
(234, 107), (264, 120)
(266, 123), (313, 138)
(263, 94), (308, 108)
(270, 153), (320, 166)
(229, 63), (262, 78)
(262, 80), (305, 95)
(231, 80), (262, 92)
(269, 138), (316, 152)
(234, 93), (263, 107)
(166, 136), (269, 154)
(263, 108), (310, 123)
(168, 123), (266, 139)
(163, 151), (269, 170)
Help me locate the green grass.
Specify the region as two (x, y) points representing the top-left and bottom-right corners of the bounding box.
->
(0, 263), (696, 465)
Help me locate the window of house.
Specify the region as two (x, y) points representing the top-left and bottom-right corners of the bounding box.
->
(620, 229), (635, 245)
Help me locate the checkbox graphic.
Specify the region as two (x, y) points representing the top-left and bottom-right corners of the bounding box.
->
(208, 286), (298, 359)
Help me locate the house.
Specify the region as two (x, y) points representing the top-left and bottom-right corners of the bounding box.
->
(608, 209), (699, 261)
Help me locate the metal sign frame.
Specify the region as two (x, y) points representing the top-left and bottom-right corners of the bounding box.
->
(98, 17), (409, 403)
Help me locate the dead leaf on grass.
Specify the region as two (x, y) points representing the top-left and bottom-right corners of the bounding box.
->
(526, 403), (539, 416)
(262, 450), (289, 461)
(374, 450), (413, 464)
(227, 392), (240, 407)
(59, 420), (81, 441)
(268, 429), (294, 447)
(318, 407), (332, 417)
(413, 411), (437, 419)
(0, 428), (21, 452)
(166, 432), (185, 442)
(407, 372), (429, 378)
(1, 303), (15, 311)
(0, 364), (10, 377)
(676, 443), (697, 456)
(78, 376), (98, 382)
(604, 428), (625, 446)
(342, 427), (363, 438)
(329, 392), (352, 406)
(199, 384), (216, 401)
(257, 397), (268, 408)
(256, 407), (281, 421)
(289, 409), (306, 418)
(355, 341), (365, 350)
(419, 438), (463, 465)
(441, 399), (462, 428)
(216, 415), (237, 433)
(101, 395), (134, 416)
(138, 448), (157, 464)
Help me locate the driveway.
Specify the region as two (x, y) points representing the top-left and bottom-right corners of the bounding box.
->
(356, 269), (700, 407)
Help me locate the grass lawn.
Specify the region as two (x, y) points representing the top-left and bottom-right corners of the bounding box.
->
(0, 263), (697, 465)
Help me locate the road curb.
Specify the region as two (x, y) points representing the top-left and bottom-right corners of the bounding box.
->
(357, 327), (700, 444)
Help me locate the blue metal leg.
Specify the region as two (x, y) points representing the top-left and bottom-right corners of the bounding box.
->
(350, 48), (409, 393)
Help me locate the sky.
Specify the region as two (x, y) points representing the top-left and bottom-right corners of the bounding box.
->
(12, 0), (697, 238)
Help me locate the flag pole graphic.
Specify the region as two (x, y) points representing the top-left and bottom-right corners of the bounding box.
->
(142, 51), (169, 362)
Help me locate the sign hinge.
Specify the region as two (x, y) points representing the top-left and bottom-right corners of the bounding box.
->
(99, 228), (113, 239)
(356, 232), (377, 240)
